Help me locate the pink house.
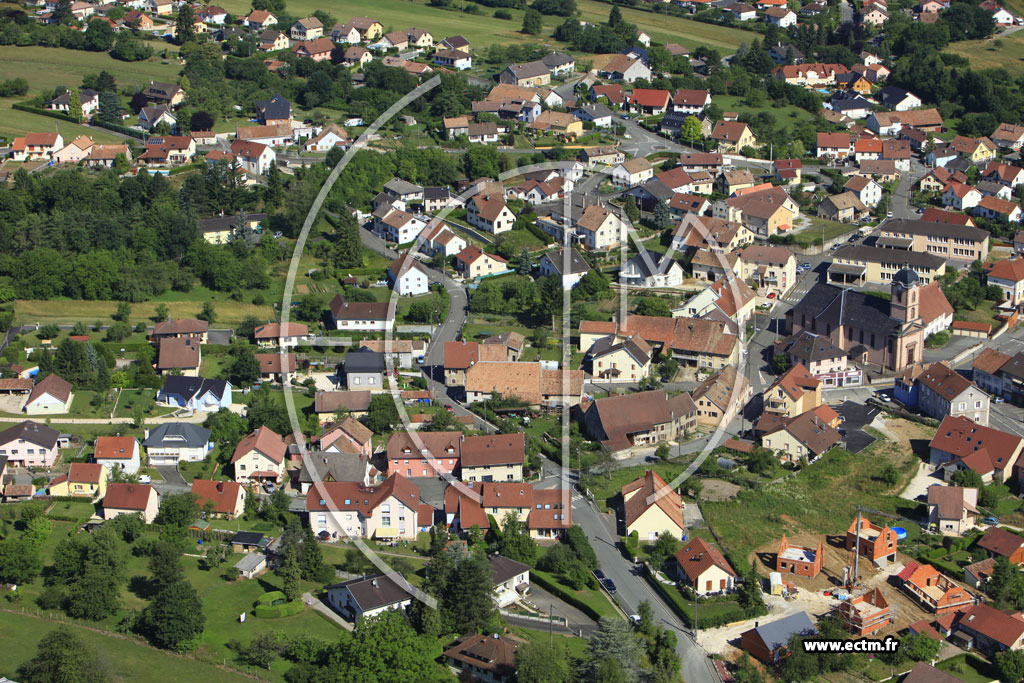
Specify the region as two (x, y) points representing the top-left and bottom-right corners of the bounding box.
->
(0, 420), (61, 467)
(314, 416), (373, 457)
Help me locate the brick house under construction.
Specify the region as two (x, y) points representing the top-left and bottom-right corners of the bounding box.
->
(836, 588), (891, 636)
(776, 535), (824, 578)
(846, 516), (899, 567)
(898, 561), (974, 616)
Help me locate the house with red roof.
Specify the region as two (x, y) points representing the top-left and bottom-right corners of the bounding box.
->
(229, 139), (276, 176)
(232, 426), (288, 484)
(984, 256), (1024, 306)
(629, 88), (671, 115)
(10, 132), (64, 161)
(49, 462), (108, 500)
(93, 435), (140, 475)
(930, 415), (1024, 483)
(101, 483), (159, 524)
(307, 473), (432, 540)
(191, 479), (246, 518)
(898, 561), (974, 615)
(672, 537), (736, 595)
(950, 603), (1024, 654)
(621, 470), (686, 542)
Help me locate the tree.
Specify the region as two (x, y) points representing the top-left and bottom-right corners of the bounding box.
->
(68, 88), (82, 123)
(565, 524), (598, 570)
(609, 4), (623, 27)
(653, 200), (673, 229)
(156, 492), (201, 528)
(635, 297), (671, 317)
(655, 443), (671, 461)
(583, 617), (644, 682)
(298, 525), (331, 582)
(0, 537), (43, 584)
(446, 551), (498, 633)
(327, 610), (440, 682)
(197, 301), (216, 324)
(770, 353), (791, 374)
(66, 565), (122, 620)
(281, 550), (302, 602)
(997, 650), (1024, 683)
(111, 34), (154, 62)
(648, 531), (679, 571)
(113, 300), (132, 322)
(517, 641), (571, 683)
(97, 90), (121, 123)
(950, 469), (983, 489)
(366, 393), (399, 433)
(877, 463), (900, 486)
(900, 630), (941, 662)
(680, 115), (703, 145)
(85, 19), (116, 52)
(624, 195), (640, 223)
(522, 8), (543, 34)
(17, 627), (106, 683)
(176, 3), (196, 45)
(142, 579), (205, 651)
(153, 303), (169, 322)
(496, 512), (539, 566)
(227, 347), (261, 386)
(149, 539), (185, 593)
(517, 248), (533, 275)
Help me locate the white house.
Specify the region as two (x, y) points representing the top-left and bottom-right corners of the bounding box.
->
(326, 573), (414, 621)
(93, 436), (141, 475)
(845, 176), (884, 208)
(381, 210), (428, 245)
(329, 295), (393, 332)
(388, 254), (430, 296)
(24, 374), (73, 415)
(230, 140), (276, 176)
(420, 221), (467, 258)
(672, 538), (737, 596)
(942, 182), (983, 211)
(143, 423), (213, 465)
(538, 248), (591, 290)
(619, 254), (684, 288)
(466, 195), (515, 235)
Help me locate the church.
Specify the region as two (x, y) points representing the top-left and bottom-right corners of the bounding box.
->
(785, 269), (953, 371)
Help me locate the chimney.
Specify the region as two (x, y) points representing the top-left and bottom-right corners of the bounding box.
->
(372, 579), (378, 587)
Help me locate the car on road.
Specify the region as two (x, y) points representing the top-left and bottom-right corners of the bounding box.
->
(629, 614), (642, 625)
(620, 114), (630, 120)
(593, 569), (606, 581)
(622, 133), (631, 139)
(263, 482), (276, 493)
(875, 391), (891, 402)
(602, 578), (617, 594)
(645, 455), (658, 463)
(994, 396), (1005, 403)
(983, 516), (1000, 525)
(444, 404), (454, 412)
(887, 211), (894, 218)
(767, 292), (776, 299)
(848, 235), (858, 242)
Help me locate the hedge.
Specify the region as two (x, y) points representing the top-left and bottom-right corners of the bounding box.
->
(12, 102), (80, 124)
(523, 220), (554, 245)
(642, 569), (746, 629)
(529, 569), (603, 622)
(256, 590), (286, 606)
(91, 119), (147, 140)
(253, 600), (303, 618)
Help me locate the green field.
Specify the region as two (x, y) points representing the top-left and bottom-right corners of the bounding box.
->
(0, 45), (181, 142)
(214, 0), (754, 51)
(14, 297), (274, 327)
(711, 94), (819, 128)
(0, 611), (254, 683)
(945, 31), (1024, 74)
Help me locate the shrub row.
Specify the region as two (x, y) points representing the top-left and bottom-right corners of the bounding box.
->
(12, 102), (80, 124)
(253, 600), (303, 618)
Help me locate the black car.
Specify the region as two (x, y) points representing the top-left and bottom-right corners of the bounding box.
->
(593, 569), (606, 581)
(602, 578), (617, 594)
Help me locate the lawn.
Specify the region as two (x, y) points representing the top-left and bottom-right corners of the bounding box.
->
(531, 567), (620, 619)
(711, 95), (819, 128)
(702, 435), (922, 563)
(790, 216), (858, 247)
(46, 500), (99, 522)
(213, 0), (754, 53)
(955, 298), (1003, 332)
(0, 45), (181, 142)
(15, 297), (274, 327)
(934, 653), (1002, 683)
(944, 31), (1024, 75)
(511, 626), (588, 658)
(589, 461), (692, 511)
(0, 611), (254, 683)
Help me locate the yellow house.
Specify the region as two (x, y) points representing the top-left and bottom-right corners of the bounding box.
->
(529, 110), (583, 139)
(460, 434), (525, 483)
(589, 335), (653, 383)
(673, 538), (737, 595)
(763, 362), (821, 418)
(484, 483), (532, 529)
(622, 470), (686, 542)
(50, 462), (108, 500)
(231, 426), (287, 485)
(951, 136), (997, 164)
(711, 121), (757, 153)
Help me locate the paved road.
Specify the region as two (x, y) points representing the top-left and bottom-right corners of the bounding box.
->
(570, 489), (717, 683)
(357, 226), (488, 430)
(840, 0), (853, 23)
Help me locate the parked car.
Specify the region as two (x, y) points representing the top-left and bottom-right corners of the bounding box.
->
(263, 482), (276, 493)
(593, 569), (606, 581)
(983, 516), (1000, 525)
(602, 578), (617, 594)
(994, 396), (1005, 403)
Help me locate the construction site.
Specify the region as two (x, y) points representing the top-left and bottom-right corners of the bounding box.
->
(699, 516), (981, 660)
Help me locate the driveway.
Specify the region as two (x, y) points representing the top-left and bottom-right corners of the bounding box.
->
(154, 465), (186, 486)
(208, 329), (234, 345)
(519, 582), (598, 635)
(900, 461), (944, 502)
(833, 401), (880, 453)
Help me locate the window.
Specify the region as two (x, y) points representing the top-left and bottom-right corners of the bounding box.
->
(317, 513), (326, 527)
(353, 377), (360, 385)
(239, 464), (246, 471)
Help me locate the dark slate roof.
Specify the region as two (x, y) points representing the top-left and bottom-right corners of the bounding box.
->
(789, 283), (901, 338)
(783, 330), (846, 363)
(231, 531), (265, 546)
(255, 93), (290, 121)
(541, 52), (575, 68)
(143, 423), (212, 449)
(160, 376), (230, 402)
(749, 611), (816, 652)
(879, 86), (913, 107)
(0, 420), (59, 450)
(830, 97), (873, 113)
(884, 218), (988, 242)
(832, 244), (945, 269)
(541, 247), (591, 276)
(345, 349), (387, 374)
(327, 572), (415, 611)
(489, 554), (530, 584)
